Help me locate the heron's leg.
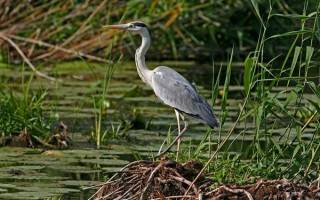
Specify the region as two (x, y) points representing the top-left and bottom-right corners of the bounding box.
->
(155, 116), (188, 158)
(175, 109), (181, 160)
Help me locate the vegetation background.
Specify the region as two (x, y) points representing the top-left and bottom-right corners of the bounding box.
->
(0, 0), (319, 196)
(0, 0), (318, 62)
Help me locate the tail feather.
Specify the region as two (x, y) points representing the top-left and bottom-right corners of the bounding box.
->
(198, 100), (219, 129)
(205, 114), (219, 128)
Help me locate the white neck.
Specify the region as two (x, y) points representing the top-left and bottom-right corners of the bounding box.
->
(135, 29), (152, 85)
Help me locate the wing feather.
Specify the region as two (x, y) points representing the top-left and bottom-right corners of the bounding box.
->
(151, 66), (219, 128)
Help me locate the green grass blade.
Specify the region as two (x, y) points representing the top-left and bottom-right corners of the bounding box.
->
(289, 46), (301, 78)
(244, 56), (253, 95)
(221, 47), (234, 124)
(266, 30), (311, 41)
(249, 0), (265, 28)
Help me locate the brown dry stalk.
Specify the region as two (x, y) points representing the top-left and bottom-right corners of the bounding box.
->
(169, 175), (199, 195)
(151, 195), (196, 200)
(96, 185), (125, 200)
(92, 161), (320, 199)
(37, 0), (108, 60)
(88, 160), (152, 200)
(6, 34), (110, 63)
(114, 182), (140, 200)
(27, 28), (41, 57)
(302, 111), (317, 132)
(0, 33), (57, 81)
(140, 162), (164, 200)
(219, 186), (254, 200)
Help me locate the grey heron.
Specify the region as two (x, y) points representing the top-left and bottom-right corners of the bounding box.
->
(104, 21), (219, 158)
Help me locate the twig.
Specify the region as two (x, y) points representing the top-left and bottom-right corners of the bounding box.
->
(253, 179), (264, 192)
(126, 175), (140, 184)
(205, 185), (253, 200)
(88, 179), (118, 200)
(82, 179), (119, 190)
(151, 195), (196, 200)
(126, 192), (141, 200)
(95, 185), (124, 200)
(169, 175), (199, 195)
(114, 182), (140, 200)
(27, 28), (41, 57)
(88, 160), (152, 200)
(140, 162), (164, 200)
(302, 111), (317, 132)
(6, 34), (111, 63)
(204, 187), (220, 196)
(38, 0), (108, 59)
(31, 135), (56, 149)
(220, 186), (254, 200)
(0, 33), (57, 81)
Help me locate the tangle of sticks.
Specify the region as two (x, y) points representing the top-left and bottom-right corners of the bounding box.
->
(90, 160), (320, 200)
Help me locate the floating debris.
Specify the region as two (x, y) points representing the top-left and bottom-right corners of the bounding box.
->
(0, 121), (71, 149)
(48, 121), (71, 148)
(1, 128), (34, 147)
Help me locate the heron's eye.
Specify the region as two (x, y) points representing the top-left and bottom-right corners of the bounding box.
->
(129, 24), (134, 28)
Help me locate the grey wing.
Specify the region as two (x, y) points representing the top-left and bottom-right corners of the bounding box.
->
(151, 66), (219, 128)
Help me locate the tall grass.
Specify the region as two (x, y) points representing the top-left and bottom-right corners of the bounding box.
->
(90, 44), (120, 148)
(1, 1), (317, 62)
(177, 0), (320, 184)
(0, 66), (52, 139)
(91, 64), (115, 149)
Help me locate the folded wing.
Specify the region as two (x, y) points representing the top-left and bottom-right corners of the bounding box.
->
(151, 66), (219, 128)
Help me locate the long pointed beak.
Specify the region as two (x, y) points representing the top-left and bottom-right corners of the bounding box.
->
(103, 24), (128, 30)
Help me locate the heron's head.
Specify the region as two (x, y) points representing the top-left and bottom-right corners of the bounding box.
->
(103, 21), (148, 34)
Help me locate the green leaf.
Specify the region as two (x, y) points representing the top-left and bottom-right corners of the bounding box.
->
(249, 0), (265, 28)
(272, 98), (285, 110)
(244, 56), (253, 95)
(221, 47), (233, 122)
(256, 103), (264, 128)
(292, 145), (301, 159)
(307, 99), (320, 113)
(211, 61), (222, 106)
(266, 30), (311, 40)
(308, 82), (320, 98)
(305, 46), (314, 67)
(271, 138), (283, 157)
(285, 90), (297, 106)
(289, 46), (301, 77)
(271, 13), (313, 19)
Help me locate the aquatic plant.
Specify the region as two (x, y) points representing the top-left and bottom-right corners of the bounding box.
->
(91, 53), (118, 149)
(0, 62), (55, 145)
(0, 89), (51, 140)
(174, 0), (320, 184)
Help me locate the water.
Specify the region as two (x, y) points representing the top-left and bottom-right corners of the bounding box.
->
(0, 61), (318, 199)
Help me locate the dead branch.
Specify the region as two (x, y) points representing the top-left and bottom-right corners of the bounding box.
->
(6, 34), (111, 63)
(140, 162), (164, 200)
(0, 33), (57, 81)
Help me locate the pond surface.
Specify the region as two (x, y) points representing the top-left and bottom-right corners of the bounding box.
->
(0, 61), (318, 199)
